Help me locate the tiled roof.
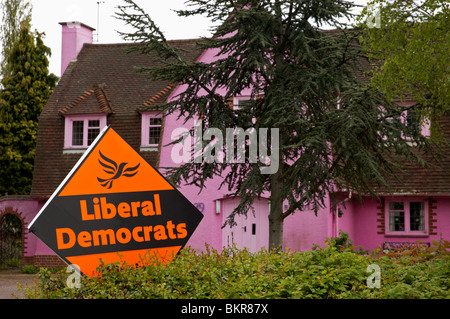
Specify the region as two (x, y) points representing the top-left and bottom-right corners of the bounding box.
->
(31, 40), (203, 199)
(142, 84), (175, 108)
(59, 84), (113, 115)
(371, 114), (450, 196)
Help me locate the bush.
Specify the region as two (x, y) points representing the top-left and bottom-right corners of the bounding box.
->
(21, 265), (39, 274)
(20, 237), (449, 299)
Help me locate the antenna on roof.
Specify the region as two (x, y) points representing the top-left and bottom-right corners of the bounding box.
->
(96, 1), (105, 42)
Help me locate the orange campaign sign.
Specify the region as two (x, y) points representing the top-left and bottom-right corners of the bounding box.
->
(28, 126), (203, 277)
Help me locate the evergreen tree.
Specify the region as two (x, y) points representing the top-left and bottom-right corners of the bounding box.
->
(117, 0), (435, 248)
(0, 21), (57, 195)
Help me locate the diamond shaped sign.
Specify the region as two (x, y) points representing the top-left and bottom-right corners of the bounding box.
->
(28, 126), (203, 277)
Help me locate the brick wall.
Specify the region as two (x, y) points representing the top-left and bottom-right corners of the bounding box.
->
(22, 255), (67, 269)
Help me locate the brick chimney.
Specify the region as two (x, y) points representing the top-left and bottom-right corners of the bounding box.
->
(59, 22), (95, 76)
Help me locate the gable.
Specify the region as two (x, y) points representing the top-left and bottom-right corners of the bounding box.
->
(59, 85), (113, 116)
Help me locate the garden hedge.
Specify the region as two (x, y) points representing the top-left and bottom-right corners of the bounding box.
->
(20, 235), (449, 299)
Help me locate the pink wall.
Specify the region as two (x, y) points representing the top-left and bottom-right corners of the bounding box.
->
(431, 197), (450, 242)
(345, 196), (449, 251)
(282, 198), (332, 251)
(0, 198), (52, 257)
(158, 43), (259, 252)
(159, 114), (227, 251)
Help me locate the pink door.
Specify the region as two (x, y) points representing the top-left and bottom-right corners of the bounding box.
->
(222, 197), (269, 252)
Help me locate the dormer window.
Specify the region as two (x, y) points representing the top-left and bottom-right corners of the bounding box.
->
(141, 111), (163, 150)
(60, 85), (112, 152)
(64, 114), (107, 150)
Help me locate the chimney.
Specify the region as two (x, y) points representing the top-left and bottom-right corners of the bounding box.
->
(59, 22), (95, 76)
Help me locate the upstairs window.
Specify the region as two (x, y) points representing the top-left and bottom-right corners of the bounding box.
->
(64, 115), (107, 150)
(233, 96), (257, 127)
(398, 104), (430, 138)
(405, 109), (421, 137)
(141, 112), (163, 149)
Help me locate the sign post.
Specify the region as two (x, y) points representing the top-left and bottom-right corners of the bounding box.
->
(29, 126), (203, 277)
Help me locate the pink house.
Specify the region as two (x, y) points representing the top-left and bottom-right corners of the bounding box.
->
(1, 21), (448, 269)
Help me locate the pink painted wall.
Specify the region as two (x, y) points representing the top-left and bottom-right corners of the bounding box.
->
(159, 114), (228, 251)
(431, 197), (450, 242)
(159, 43), (262, 252)
(59, 22), (95, 76)
(342, 196), (450, 251)
(282, 198), (332, 251)
(0, 198), (52, 257)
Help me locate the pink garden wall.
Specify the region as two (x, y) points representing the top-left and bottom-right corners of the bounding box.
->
(0, 197), (53, 259)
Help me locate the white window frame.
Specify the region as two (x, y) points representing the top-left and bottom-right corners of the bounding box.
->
(64, 114), (107, 150)
(141, 111), (163, 150)
(385, 198), (429, 236)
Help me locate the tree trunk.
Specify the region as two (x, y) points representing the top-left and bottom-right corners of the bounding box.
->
(268, 163), (283, 250)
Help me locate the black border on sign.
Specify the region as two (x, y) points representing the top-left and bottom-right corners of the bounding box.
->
(28, 125), (204, 275)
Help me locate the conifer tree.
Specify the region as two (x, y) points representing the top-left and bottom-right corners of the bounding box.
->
(117, 0), (435, 248)
(0, 21), (57, 195)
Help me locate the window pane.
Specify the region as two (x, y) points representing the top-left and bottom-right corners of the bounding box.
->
(237, 99), (253, 109)
(88, 120), (100, 128)
(72, 121), (84, 146)
(410, 202), (424, 231)
(150, 118), (162, 126)
(389, 202), (404, 210)
(149, 127), (161, 145)
(406, 109), (420, 136)
(389, 211), (405, 231)
(87, 128), (100, 146)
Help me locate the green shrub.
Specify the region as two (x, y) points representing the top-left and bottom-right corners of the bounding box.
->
(20, 238), (449, 299)
(21, 265), (39, 274)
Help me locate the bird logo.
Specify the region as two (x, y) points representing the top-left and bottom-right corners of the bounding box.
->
(97, 151), (140, 189)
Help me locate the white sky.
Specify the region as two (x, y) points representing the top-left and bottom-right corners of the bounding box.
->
(28, 0), (215, 77)
(26, 0), (368, 77)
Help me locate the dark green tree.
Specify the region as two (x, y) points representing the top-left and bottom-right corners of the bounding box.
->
(117, 0), (434, 248)
(0, 21), (57, 195)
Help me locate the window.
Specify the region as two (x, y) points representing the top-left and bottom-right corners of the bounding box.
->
(386, 199), (428, 236)
(141, 112), (163, 149)
(399, 103), (430, 138)
(233, 96), (257, 127)
(64, 115), (107, 150)
(405, 109), (421, 137)
(381, 103), (430, 144)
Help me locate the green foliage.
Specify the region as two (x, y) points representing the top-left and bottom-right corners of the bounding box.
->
(21, 238), (449, 299)
(0, 21), (57, 195)
(357, 0), (450, 137)
(21, 265), (38, 274)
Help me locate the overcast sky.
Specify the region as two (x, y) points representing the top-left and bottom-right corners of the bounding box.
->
(27, 0), (215, 77)
(26, 0), (368, 77)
